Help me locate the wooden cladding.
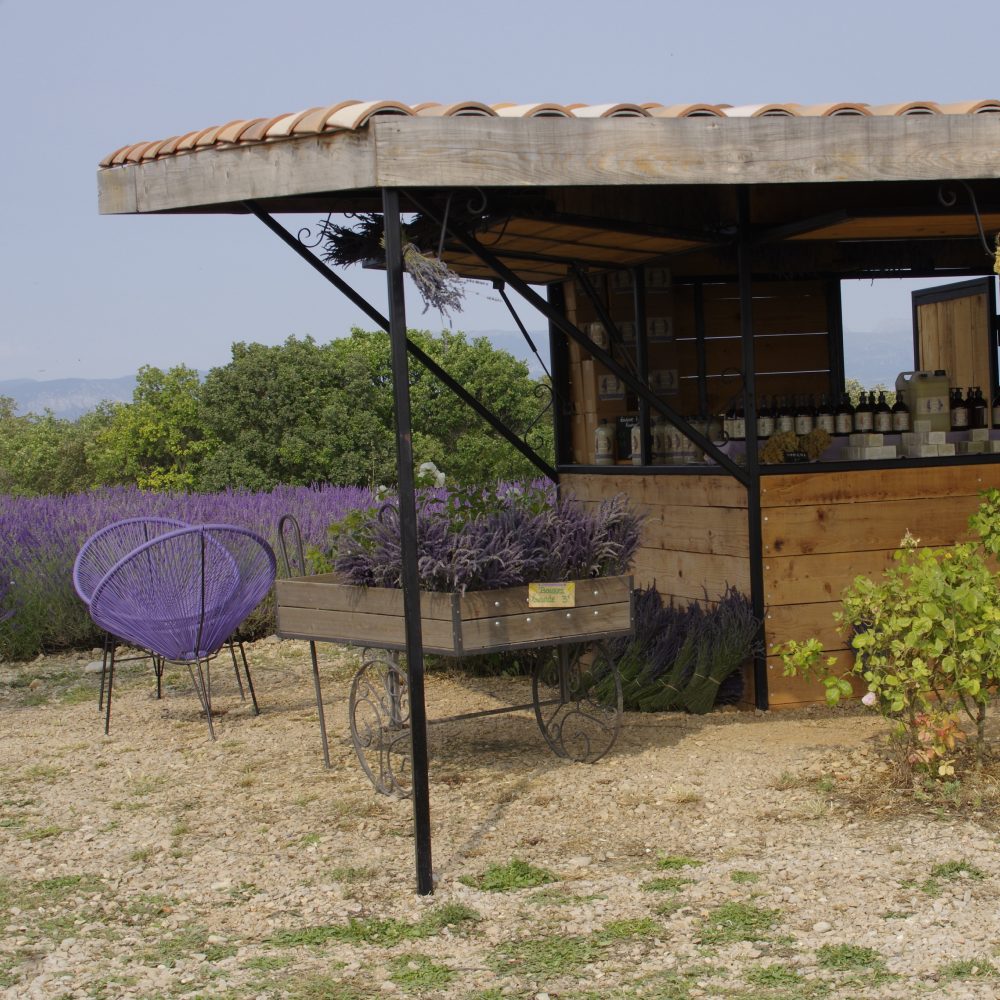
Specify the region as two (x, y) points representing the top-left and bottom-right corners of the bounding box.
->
(761, 463), (1000, 707)
(562, 472), (750, 604)
(562, 276), (833, 465)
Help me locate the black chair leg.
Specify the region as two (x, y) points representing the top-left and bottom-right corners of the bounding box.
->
(98, 633), (111, 710)
(227, 639), (246, 701)
(309, 640), (330, 769)
(104, 643), (116, 735)
(187, 660), (216, 740)
(154, 655), (164, 699)
(238, 641), (260, 716)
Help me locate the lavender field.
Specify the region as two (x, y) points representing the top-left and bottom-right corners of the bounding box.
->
(0, 484), (374, 660)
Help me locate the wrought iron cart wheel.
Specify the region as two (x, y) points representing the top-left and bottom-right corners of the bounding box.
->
(349, 649), (412, 797)
(532, 641), (623, 763)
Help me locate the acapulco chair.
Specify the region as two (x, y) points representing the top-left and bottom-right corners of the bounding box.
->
(88, 524), (276, 739)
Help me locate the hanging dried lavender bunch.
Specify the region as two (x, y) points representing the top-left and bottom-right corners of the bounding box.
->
(314, 214), (465, 319)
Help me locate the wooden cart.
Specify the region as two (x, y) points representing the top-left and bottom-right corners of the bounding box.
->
(276, 573), (634, 795)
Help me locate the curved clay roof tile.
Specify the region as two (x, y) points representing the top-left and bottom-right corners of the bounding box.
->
(263, 111), (310, 138)
(418, 101), (497, 117)
(124, 141), (160, 164)
(572, 103), (650, 118)
(325, 100), (415, 131)
(869, 101), (942, 115)
(140, 138), (175, 160)
(290, 101), (363, 135)
(495, 103), (572, 117)
(724, 104), (802, 117)
(939, 99), (1000, 114)
(797, 102), (871, 117)
(100, 145), (133, 168)
(193, 124), (231, 148)
(651, 104), (726, 118)
(158, 132), (199, 156)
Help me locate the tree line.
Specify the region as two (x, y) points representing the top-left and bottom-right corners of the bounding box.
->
(0, 330), (555, 495)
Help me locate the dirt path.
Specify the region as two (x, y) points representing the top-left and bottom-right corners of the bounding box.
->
(1, 640), (998, 999)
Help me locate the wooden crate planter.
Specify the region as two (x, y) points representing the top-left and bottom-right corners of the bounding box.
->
(276, 574), (634, 654)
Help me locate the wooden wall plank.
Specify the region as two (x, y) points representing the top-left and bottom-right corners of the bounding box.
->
(638, 502), (751, 557)
(763, 549), (897, 606)
(765, 601), (845, 655)
(633, 549), (751, 600)
(760, 463), (1000, 507)
(763, 496), (979, 556)
(765, 651), (861, 708)
(562, 472), (748, 509)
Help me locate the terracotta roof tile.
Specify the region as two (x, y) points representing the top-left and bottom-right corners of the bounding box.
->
(99, 97), (1000, 168)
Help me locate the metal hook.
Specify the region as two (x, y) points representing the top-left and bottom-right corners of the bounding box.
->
(938, 182), (994, 257)
(298, 212), (333, 249)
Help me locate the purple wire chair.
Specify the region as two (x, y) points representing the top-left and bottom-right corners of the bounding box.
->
(89, 525), (276, 739)
(73, 518), (251, 710)
(73, 517), (187, 707)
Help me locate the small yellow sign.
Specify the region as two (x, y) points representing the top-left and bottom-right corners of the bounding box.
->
(527, 581), (576, 609)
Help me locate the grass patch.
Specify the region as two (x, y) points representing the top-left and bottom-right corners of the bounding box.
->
(491, 934), (603, 978)
(938, 956), (997, 979)
(460, 858), (557, 891)
(699, 901), (781, 945)
(244, 955), (292, 972)
(655, 855), (703, 871)
(730, 870), (760, 885)
(270, 903), (480, 949)
(815, 943), (884, 971)
(643, 876), (693, 893)
(389, 953), (454, 991)
(930, 860), (986, 881)
(745, 964), (804, 988)
(20, 825), (63, 841)
(594, 917), (660, 942)
(528, 886), (605, 906)
(283, 973), (364, 1000)
(142, 925), (236, 966)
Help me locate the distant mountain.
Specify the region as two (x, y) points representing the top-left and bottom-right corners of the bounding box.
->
(0, 376), (137, 419)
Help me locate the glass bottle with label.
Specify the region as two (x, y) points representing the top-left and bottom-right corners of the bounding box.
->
(815, 394), (836, 435)
(630, 420), (643, 465)
(794, 395), (815, 435)
(970, 387), (988, 430)
(853, 391), (874, 432)
(757, 396), (774, 439)
(730, 401), (746, 442)
(834, 392), (855, 436)
(594, 419), (615, 464)
(776, 396), (795, 434)
(873, 391), (893, 433)
(950, 388), (969, 431)
(891, 392), (911, 432)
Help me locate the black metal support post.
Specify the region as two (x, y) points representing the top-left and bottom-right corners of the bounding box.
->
(693, 282), (709, 417)
(547, 284), (572, 470)
(245, 202), (555, 481)
(632, 267), (650, 464)
(826, 279), (846, 396)
(737, 189), (768, 711)
(383, 189), (434, 895)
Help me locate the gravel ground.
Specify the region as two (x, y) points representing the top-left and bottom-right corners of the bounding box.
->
(1, 639), (999, 999)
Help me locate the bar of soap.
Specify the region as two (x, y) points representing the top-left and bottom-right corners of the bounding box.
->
(901, 432), (929, 446)
(841, 446), (859, 461)
(904, 444), (938, 458)
(958, 441), (986, 455)
(878, 445), (898, 459)
(926, 431), (947, 445)
(970, 428), (991, 442)
(849, 433), (883, 447)
(913, 419), (932, 432)
(989, 440), (1000, 454)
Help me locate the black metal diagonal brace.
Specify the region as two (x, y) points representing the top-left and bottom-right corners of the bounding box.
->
(245, 202), (556, 482)
(415, 207), (748, 485)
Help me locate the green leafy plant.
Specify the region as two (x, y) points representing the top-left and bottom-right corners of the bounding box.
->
(459, 858), (557, 892)
(779, 493), (1000, 770)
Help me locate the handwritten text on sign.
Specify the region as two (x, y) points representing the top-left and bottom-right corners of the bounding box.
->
(527, 581), (576, 609)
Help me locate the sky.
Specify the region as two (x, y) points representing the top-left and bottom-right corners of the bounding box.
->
(2, 0), (1000, 385)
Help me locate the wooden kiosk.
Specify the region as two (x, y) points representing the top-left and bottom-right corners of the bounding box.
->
(98, 97), (1000, 888)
